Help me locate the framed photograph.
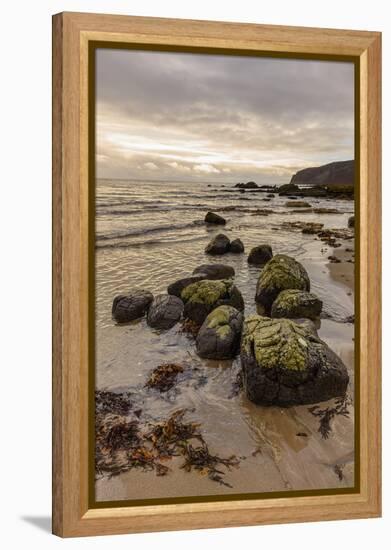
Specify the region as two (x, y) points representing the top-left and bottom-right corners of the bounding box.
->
(52, 12), (381, 537)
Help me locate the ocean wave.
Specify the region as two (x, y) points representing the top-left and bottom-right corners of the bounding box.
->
(96, 220), (205, 242)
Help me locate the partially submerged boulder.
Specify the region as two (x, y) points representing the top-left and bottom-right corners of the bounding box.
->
(205, 233), (231, 255)
(255, 254), (310, 312)
(112, 290), (153, 323)
(196, 305), (243, 359)
(241, 316), (349, 406)
(247, 245), (273, 266)
(278, 183), (299, 196)
(230, 238), (245, 253)
(167, 274), (207, 297)
(348, 216), (355, 228)
(271, 289), (322, 320)
(181, 279), (244, 325)
(205, 211), (226, 225)
(193, 263), (235, 280)
(147, 294), (184, 329)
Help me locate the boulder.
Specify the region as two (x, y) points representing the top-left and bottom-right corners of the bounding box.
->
(112, 290), (153, 323)
(255, 254), (310, 312)
(205, 211), (226, 225)
(241, 316), (349, 406)
(271, 289), (322, 320)
(247, 245), (273, 266)
(205, 233), (231, 255)
(278, 183), (300, 196)
(230, 238), (245, 253)
(235, 181), (258, 189)
(348, 216), (355, 228)
(196, 305), (243, 359)
(167, 274), (207, 297)
(181, 279), (244, 325)
(147, 294), (184, 329)
(193, 264), (235, 280)
(267, 193), (275, 198)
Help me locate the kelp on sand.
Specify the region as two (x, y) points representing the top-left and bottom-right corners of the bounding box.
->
(95, 392), (240, 486)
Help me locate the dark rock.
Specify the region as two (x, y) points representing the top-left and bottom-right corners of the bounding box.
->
(235, 181), (258, 189)
(112, 290), (153, 323)
(147, 295), (184, 329)
(267, 193), (275, 198)
(285, 201), (311, 208)
(205, 211), (226, 225)
(247, 245), (273, 266)
(230, 238), (245, 253)
(348, 216), (355, 228)
(181, 279), (244, 325)
(301, 222), (324, 234)
(278, 183), (300, 196)
(193, 264), (235, 280)
(167, 274), (207, 297)
(196, 305), (243, 359)
(205, 233), (231, 255)
(255, 254), (310, 312)
(241, 316), (349, 406)
(271, 289), (322, 320)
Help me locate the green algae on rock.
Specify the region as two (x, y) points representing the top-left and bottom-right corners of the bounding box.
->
(241, 315), (349, 406)
(255, 254), (310, 312)
(181, 279), (244, 324)
(271, 289), (322, 320)
(196, 305), (243, 359)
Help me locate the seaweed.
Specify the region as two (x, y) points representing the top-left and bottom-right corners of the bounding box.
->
(180, 442), (240, 487)
(145, 364), (184, 392)
(95, 406), (240, 486)
(308, 394), (352, 439)
(95, 390), (133, 416)
(178, 318), (201, 337)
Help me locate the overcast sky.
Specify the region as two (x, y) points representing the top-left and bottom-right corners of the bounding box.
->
(96, 49), (354, 184)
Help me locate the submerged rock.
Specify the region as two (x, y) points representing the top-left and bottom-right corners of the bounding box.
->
(196, 305), (243, 359)
(271, 289), (322, 320)
(285, 201), (311, 208)
(181, 279), (244, 324)
(278, 183), (300, 196)
(230, 238), (245, 253)
(205, 233), (231, 255)
(247, 245), (273, 266)
(147, 294), (184, 329)
(112, 290), (153, 323)
(241, 316), (349, 406)
(255, 254), (310, 312)
(193, 264), (235, 280)
(348, 215), (355, 228)
(205, 211), (226, 225)
(167, 274), (207, 297)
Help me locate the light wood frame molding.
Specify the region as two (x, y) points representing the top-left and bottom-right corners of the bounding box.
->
(52, 11), (381, 537)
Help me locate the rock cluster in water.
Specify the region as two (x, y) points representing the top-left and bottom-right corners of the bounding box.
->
(111, 203), (350, 408)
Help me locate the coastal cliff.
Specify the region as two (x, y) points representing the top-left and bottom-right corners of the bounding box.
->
(290, 160), (354, 187)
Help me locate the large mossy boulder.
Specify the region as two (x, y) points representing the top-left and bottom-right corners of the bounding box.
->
(112, 290), (153, 323)
(247, 245), (273, 266)
(255, 254), (310, 312)
(147, 294), (184, 329)
(167, 274), (207, 297)
(271, 289), (322, 320)
(181, 279), (244, 325)
(196, 305), (243, 359)
(205, 234), (231, 255)
(205, 211), (226, 225)
(193, 264), (235, 280)
(241, 316), (349, 406)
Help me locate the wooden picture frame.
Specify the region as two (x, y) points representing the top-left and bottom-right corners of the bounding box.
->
(52, 11), (381, 537)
